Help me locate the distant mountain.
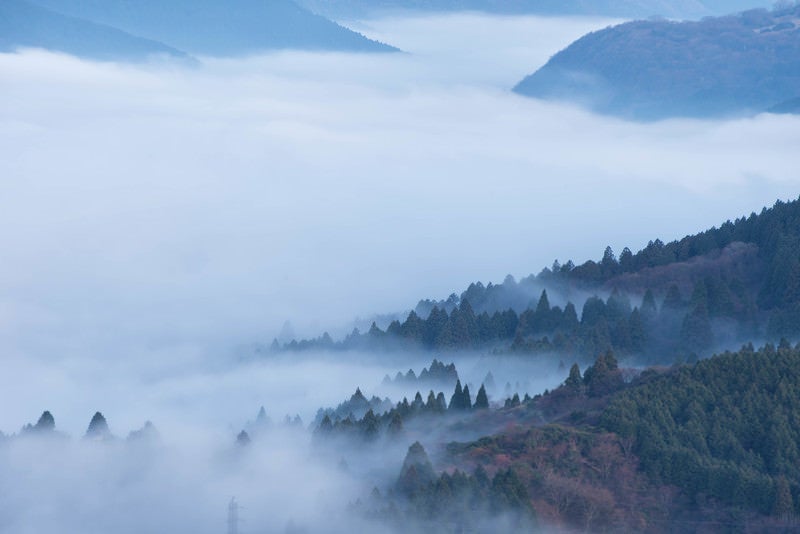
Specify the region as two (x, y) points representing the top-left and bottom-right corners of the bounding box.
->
(297, 0), (770, 20)
(513, 5), (800, 119)
(30, 0), (398, 55)
(0, 0), (188, 61)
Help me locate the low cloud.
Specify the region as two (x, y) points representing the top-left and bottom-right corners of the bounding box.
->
(3, 14), (800, 352)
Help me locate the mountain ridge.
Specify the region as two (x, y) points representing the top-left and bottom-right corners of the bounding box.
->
(280, 196), (800, 365)
(513, 5), (800, 119)
(0, 0), (190, 61)
(297, 0), (770, 21)
(27, 0), (398, 56)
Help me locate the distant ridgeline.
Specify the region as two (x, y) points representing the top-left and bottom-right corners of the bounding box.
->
(314, 379), (491, 442)
(3, 410), (157, 443)
(280, 197), (800, 364)
(313, 387), (394, 427)
(1, 0), (397, 61)
(381, 358), (459, 388)
(298, 0), (769, 20)
(0, 0), (189, 61)
(513, 5), (800, 119)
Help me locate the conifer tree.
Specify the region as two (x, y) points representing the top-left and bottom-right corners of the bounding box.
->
(449, 380), (464, 411)
(565, 363), (582, 389)
(474, 384), (489, 409)
(388, 412), (403, 436)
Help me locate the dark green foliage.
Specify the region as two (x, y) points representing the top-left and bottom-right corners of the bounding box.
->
(317, 383), (464, 442)
(449, 380), (464, 411)
(504, 393), (521, 408)
(462, 385), (472, 410)
(286, 197), (800, 363)
(582, 351), (623, 398)
(474, 384), (489, 409)
(314, 388), (392, 426)
(601, 343), (800, 515)
(565, 364), (582, 389)
(361, 409), (380, 440)
(662, 284), (684, 311)
(391, 440), (536, 531)
(680, 301), (713, 352)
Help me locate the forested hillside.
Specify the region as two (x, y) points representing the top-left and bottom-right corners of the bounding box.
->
(282, 197), (800, 364)
(431, 343), (800, 530)
(602, 342), (800, 515)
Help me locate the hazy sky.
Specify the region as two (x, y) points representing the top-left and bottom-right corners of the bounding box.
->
(2, 12), (800, 420)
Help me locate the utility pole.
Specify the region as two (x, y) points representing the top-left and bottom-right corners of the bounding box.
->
(227, 497), (239, 534)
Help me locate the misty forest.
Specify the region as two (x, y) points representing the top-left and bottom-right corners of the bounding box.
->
(2, 0), (800, 533)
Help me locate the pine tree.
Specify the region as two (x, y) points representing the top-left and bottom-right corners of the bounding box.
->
(663, 284), (684, 311)
(629, 307), (647, 353)
(436, 392), (447, 412)
(533, 290), (552, 332)
(773, 476), (794, 520)
(562, 302), (579, 331)
(642, 289), (658, 317)
(388, 412), (403, 436)
(426, 390), (437, 411)
(474, 384), (489, 409)
(397, 442), (436, 496)
(449, 380), (464, 411)
(565, 363), (582, 389)
(361, 409), (380, 440)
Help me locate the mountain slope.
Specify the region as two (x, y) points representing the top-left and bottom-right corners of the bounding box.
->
(298, 0), (764, 20)
(282, 197), (800, 364)
(513, 6), (800, 119)
(0, 0), (188, 61)
(30, 0), (397, 55)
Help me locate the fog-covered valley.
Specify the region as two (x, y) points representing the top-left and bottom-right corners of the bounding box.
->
(3, 8), (800, 534)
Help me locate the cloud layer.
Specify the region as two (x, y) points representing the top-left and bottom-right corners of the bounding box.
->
(1, 12), (799, 392)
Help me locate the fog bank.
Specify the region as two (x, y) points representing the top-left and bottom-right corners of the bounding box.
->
(1, 12), (799, 379)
